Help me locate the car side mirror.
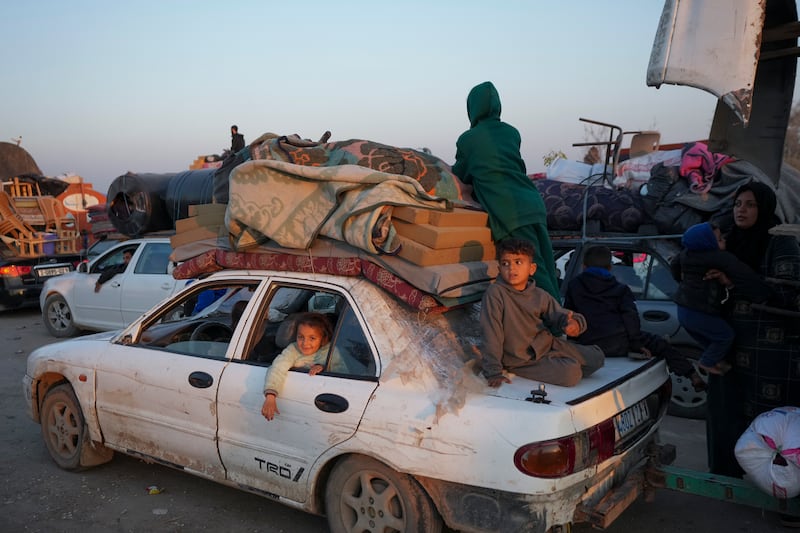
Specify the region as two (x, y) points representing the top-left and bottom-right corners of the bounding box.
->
(78, 262), (88, 273)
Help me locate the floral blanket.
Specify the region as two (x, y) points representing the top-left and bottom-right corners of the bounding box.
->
(249, 134), (464, 200)
(227, 159), (451, 255)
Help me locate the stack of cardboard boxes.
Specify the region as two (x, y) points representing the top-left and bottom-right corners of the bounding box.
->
(171, 204), (228, 249)
(392, 206), (494, 266)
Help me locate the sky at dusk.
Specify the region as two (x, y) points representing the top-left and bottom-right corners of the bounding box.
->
(2, 1), (795, 195)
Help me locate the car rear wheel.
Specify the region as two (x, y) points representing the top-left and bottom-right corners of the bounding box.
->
(40, 384), (110, 470)
(668, 346), (708, 419)
(44, 294), (79, 337)
(325, 455), (442, 533)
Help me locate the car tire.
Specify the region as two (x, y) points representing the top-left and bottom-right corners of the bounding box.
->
(44, 294), (79, 338)
(668, 346), (708, 420)
(40, 384), (112, 470)
(325, 455), (442, 533)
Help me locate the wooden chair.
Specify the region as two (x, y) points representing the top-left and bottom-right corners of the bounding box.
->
(0, 191), (46, 257)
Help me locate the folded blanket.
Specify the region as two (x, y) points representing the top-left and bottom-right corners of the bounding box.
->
(227, 159), (451, 255)
(249, 135), (463, 200)
(680, 142), (735, 194)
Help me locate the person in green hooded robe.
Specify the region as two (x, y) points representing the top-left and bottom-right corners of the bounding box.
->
(452, 81), (560, 299)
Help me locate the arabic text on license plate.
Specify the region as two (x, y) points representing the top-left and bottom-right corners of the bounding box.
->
(615, 400), (650, 440)
(36, 267), (70, 277)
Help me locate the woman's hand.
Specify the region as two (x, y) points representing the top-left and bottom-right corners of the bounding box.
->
(261, 393), (279, 421)
(704, 268), (733, 287)
(309, 364), (324, 376)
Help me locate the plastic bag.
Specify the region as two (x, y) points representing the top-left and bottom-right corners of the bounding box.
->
(735, 406), (800, 499)
(546, 158), (610, 186)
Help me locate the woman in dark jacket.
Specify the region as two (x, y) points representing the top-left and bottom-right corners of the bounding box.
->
(705, 181), (800, 479)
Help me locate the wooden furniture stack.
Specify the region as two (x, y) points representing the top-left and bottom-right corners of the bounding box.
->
(392, 206), (494, 266)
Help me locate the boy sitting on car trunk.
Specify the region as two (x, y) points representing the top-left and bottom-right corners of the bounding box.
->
(564, 245), (705, 391)
(480, 238), (604, 387)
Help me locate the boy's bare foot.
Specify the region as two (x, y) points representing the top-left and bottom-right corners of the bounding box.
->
(689, 372), (707, 392)
(698, 361), (732, 375)
(698, 362), (723, 375)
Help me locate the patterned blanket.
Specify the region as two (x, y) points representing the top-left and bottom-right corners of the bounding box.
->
(227, 159), (452, 254)
(249, 134), (464, 200)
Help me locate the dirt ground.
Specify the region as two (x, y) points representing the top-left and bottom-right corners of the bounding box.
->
(1, 308), (793, 532)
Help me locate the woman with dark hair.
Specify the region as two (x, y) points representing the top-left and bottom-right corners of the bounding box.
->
(705, 181), (800, 479)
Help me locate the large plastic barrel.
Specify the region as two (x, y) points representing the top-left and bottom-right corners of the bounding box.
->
(107, 170), (215, 236)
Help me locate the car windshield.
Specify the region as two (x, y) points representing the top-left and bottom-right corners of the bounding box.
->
(87, 238), (122, 260)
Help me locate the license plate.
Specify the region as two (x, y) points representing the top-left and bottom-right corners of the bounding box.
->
(35, 266), (71, 278)
(614, 399), (651, 440)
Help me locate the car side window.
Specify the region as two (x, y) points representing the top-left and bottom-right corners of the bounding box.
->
(91, 245), (139, 275)
(131, 281), (260, 360)
(246, 285), (376, 378)
(327, 306), (376, 378)
(134, 243), (172, 275)
(607, 249), (676, 301)
(610, 251), (645, 298)
(644, 254), (677, 300)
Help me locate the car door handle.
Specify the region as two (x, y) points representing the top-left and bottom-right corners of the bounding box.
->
(188, 371), (214, 388)
(160, 283), (172, 290)
(642, 310), (670, 322)
(314, 393), (349, 413)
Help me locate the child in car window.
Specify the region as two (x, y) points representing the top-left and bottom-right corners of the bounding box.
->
(261, 312), (332, 421)
(564, 245), (705, 391)
(480, 238), (604, 388)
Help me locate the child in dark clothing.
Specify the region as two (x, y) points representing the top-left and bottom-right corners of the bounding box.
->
(564, 245), (705, 391)
(670, 222), (770, 375)
(480, 238), (604, 388)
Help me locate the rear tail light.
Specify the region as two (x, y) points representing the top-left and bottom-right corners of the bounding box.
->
(514, 419), (615, 478)
(514, 378), (671, 478)
(0, 265), (31, 277)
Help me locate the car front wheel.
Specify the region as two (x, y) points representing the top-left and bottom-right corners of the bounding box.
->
(325, 455), (442, 533)
(40, 384), (88, 470)
(44, 294), (79, 337)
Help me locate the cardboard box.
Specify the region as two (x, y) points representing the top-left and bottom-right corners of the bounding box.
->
(393, 206), (489, 227)
(393, 206), (430, 224)
(175, 217), (201, 233)
(393, 220), (492, 249)
(398, 236), (495, 266)
(170, 225), (226, 249)
(187, 203), (228, 218)
(428, 207), (488, 228)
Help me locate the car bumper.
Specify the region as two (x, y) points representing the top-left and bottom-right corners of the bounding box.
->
(0, 279), (40, 311)
(417, 428), (663, 533)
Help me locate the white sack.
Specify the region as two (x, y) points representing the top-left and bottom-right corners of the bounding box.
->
(735, 406), (800, 499)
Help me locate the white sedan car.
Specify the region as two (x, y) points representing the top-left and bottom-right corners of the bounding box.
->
(24, 269), (671, 532)
(40, 237), (191, 337)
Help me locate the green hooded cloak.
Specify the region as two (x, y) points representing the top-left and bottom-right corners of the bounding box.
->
(452, 81), (559, 299)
